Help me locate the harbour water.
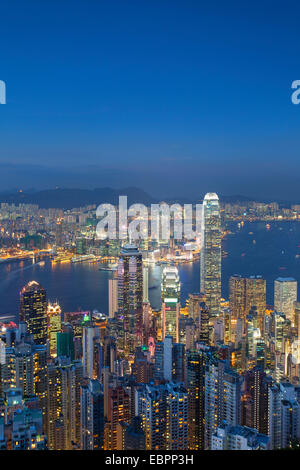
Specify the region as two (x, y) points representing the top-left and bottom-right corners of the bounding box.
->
(1, 221), (300, 319)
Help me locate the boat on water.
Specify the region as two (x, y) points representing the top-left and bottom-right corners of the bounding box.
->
(99, 263), (117, 271)
(71, 254), (96, 263)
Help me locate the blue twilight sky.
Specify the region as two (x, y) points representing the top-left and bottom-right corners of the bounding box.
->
(0, 0), (300, 200)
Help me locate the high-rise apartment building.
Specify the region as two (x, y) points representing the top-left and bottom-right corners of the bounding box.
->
(186, 349), (207, 450)
(104, 385), (130, 450)
(205, 359), (242, 449)
(46, 358), (83, 450)
(80, 378), (104, 450)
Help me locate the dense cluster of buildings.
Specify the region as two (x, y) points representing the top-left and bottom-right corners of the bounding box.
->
(0, 193), (300, 451)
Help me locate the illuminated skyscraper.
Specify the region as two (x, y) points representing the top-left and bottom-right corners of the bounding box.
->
(274, 277), (297, 324)
(46, 358), (83, 450)
(104, 386), (130, 450)
(20, 281), (47, 345)
(108, 271), (118, 319)
(200, 193), (221, 317)
(242, 368), (272, 435)
(137, 384), (167, 450)
(82, 322), (101, 379)
(161, 266), (180, 342)
(229, 275), (266, 332)
(117, 244), (143, 358)
(165, 382), (188, 450)
(205, 359), (242, 449)
(47, 302), (61, 357)
(143, 266), (149, 303)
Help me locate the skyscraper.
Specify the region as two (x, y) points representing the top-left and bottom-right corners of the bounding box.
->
(104, 386), (130, 450)
(20, 281), (47, 345)
(46, 358), (83, 450)
(229, 275), (266, 332)
(47, 302), (61, 357)
(205, 359), (242, 449)
(186, 349), (207, 450)
(82, 322), (101, 379)
(137, 384), (167, 450)
(117, 244), (143, 358)
(165, 382), (188, 450)
(200, 193), (221, 317)
(108, 271), (118, 319)
(161, 266), (180, 342)
(274, 277), (298, 324)
(80, 378), (104, 450)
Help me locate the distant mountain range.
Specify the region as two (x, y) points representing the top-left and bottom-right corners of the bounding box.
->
(0, 187), (156, 209)
(0, 188), (294, 209)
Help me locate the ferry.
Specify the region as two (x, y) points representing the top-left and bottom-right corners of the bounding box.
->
(98, 263), (117, 271)
(71, 254), (96, 263)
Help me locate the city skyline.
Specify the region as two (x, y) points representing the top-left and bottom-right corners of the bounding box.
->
(1, 0), (300, 455)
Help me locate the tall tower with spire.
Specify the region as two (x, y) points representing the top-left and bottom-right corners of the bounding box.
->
(200, 193), (221, 317)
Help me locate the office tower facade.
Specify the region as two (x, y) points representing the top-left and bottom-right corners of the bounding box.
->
(161, 266), (180, 342)
(143, 266), (149, 303)
(294, 301), (300, 336)
(163, 335), (172, 382)
(57, 327), (75, 361)
(154, 335), (173, 383)
(47, 302), (61, 357)
(153, 341), (164, 383)
(108, 271), (118, 319)
(20, 281), (47, 345)
(229, 275), (266, 332)
(80, 378), (104, 450)
(198, 300), (210, 345)
(188, 293), (203, 321)
(200, 193), (221, 317)
(82, 323), (101, 379)
(274, 277), (297, 324)
(172, 343), (185, 383)
(117, 244), (143, 358)
(142, 301), (153, 346)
